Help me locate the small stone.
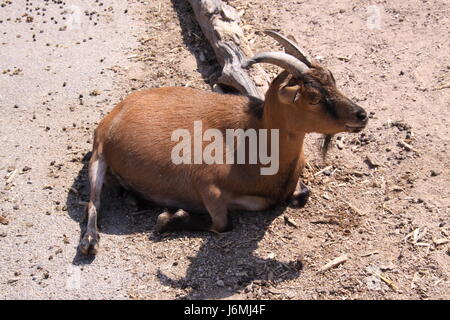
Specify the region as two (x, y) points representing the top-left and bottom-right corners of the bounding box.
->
(380, 261), (395, 271)
(366, 154), (380, 167)
(352, 171), (364, 177)
(90, 89), (100, 96)
(216, 280), (224, 287)
(434, 238), (449, 246)
(430, 170), (441, 177)
(198, 51), (206, 62)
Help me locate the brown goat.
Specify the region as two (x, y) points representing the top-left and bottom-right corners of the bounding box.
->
(79, 31), (368, 255)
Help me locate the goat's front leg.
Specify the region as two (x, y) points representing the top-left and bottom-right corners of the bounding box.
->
(289, 181), (310, 208)
(79, 151), (106, 255)
(201, 185), (233, 233)
(154, 209), (214, 233)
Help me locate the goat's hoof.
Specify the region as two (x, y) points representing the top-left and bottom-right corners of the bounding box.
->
(290, 187), (310, 208)
(173, 209), (189, 220)
(79, 232), (100, 255)
(209, 219), (233, 234)
(154, 211), (173, 233)
(155, 209), (191, 233)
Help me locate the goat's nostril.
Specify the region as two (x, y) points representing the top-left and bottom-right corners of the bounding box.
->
(356, 109), (368, 121)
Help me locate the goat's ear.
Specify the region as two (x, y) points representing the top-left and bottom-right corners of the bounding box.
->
(278, 83), (303, 105)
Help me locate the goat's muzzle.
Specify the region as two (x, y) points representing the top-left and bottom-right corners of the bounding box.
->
(345, 105), (368, 133)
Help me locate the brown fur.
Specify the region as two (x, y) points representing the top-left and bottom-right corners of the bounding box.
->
(79, 67), (367, 255)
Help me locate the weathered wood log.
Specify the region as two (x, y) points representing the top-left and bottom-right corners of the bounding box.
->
(187, 0), (269, 99)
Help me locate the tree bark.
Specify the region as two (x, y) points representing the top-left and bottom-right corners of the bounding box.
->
(187, 0), (269, 99)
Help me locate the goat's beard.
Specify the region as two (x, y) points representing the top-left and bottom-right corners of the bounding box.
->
(321, 134), (333, 159)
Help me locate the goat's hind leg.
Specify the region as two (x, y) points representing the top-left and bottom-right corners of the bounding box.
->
(153, 185), (232, 234)
(154, 209), (212, 233)
(79, 151), (106, 255)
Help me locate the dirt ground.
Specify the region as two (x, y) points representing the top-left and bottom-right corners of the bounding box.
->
(0, 0), (448, 300)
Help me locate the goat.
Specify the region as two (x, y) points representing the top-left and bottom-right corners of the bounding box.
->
(79, 30), (368, 255)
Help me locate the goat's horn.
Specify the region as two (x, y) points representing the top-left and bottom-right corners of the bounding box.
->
(243, 51), (310, 78)
(263, 30), (312, 68)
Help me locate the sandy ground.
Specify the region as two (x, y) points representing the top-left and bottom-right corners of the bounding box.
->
(0, 0), (449, 300)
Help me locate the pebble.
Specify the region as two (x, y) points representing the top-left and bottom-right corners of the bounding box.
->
(365, 155), (380, 168)
(216, 280), (225, 287)
(380, 261), (396, 271)
(430, 170), (441, 177)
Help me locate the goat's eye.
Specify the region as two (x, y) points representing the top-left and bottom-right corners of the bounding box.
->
(310, 95), (321, 105)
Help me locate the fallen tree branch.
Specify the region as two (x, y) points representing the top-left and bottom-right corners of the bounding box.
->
(187, 0), (269, 99)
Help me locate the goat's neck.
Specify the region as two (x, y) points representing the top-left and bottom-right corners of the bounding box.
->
(261, 97), (306, 166)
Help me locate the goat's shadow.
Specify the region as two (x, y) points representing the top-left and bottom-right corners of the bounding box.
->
(67, 153), (303, 299)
